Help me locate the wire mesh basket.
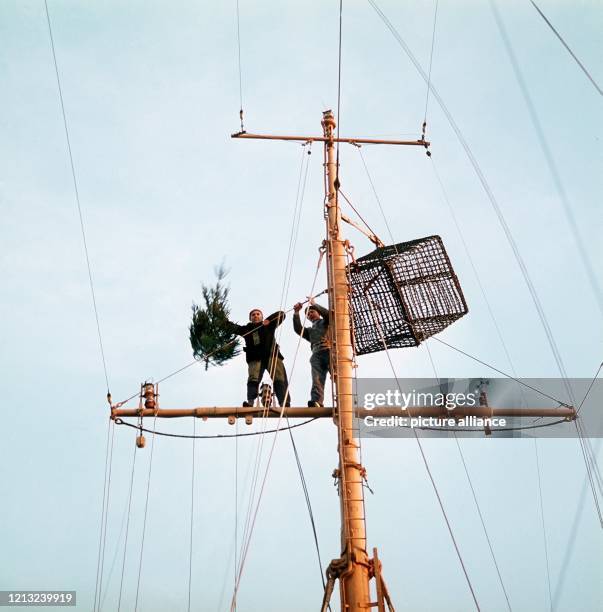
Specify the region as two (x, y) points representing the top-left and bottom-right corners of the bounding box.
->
(348, 235), (468, 355)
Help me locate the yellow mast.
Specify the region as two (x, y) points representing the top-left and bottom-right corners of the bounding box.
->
(322, 109), (371, 610)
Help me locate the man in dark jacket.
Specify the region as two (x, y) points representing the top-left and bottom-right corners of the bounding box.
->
(228, 308), (291, 407)
(293, 298), (330, 407)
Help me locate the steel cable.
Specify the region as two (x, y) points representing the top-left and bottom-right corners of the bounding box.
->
(117, 443), (137, 611)
(529, 0), (602, 96)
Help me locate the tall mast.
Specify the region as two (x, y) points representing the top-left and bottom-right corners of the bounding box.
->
(112, 113), (578, 609)
(322, 110), (371, 610)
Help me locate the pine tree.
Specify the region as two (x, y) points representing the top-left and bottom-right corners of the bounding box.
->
(189, 266), (240, 369)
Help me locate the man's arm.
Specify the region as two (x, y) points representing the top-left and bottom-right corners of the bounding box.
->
(292, 302), (311, 341)
(312, 303), (330, 324)
(265, 311), (286, 328)
(292, 312), (311, 341)
(226, 320), (247, 336)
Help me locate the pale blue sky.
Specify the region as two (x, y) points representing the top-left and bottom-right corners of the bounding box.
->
(1, 1), (601, 610)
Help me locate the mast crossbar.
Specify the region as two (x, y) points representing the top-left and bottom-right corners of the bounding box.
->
(231, 131), (430, 147)
(111, 406), (575, 419)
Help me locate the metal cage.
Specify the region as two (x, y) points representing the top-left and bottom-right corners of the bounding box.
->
(348, 235), (468, 355)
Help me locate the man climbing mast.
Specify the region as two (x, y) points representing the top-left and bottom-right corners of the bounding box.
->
(227, 308), (291, 408)
(293, 298), (331, 407)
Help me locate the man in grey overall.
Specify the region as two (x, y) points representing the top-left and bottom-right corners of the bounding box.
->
(293, 298), (330, 407)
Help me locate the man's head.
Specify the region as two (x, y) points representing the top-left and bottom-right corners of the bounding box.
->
(249, 309), (264, 323)
(306, 305), (321, 322)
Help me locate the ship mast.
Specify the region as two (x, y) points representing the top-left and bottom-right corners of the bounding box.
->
(321, 109), (371, 610)
(111, 112), (576, 610)
(228, 110), (424, 610)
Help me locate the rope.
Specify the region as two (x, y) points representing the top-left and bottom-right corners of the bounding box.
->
(44, 0), (111, 395)
(134, 416), (157, 612)
(117, 442), (137, 611)
(490, 0), (602, 316)
(187, 419), (196, 612)
(528, 0), (602, 96)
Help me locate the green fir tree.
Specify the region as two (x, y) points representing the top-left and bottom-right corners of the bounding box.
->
(189, 266), (240, 369)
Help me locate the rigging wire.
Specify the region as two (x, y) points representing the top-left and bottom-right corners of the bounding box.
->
(134, 416), (158, 612)
(366, 0), (581, 415)
(356, 147), (395, 243)
(187, 419), (196, 612)
(232, 146), (316, 609)
(577, 362), (602, 415)
(96, 422), (117, 611)
(235, 0), (245, 130)
(280, 143), (313, 316)
(425, 343), (513, 611)
(43, 0), (111, 395)
(114, 417), (319, 439)
(233, 418), (238, 612)
(230, 256), (324, 610)
(534, 439), (553, 612)
(430, 159), (521, 384)
(94, 419), (116, 612)
(285, 418), (329, 593)
(490, 0), (602, 316)
(423, 0), (439, 123)
(528, 0), (602, 97)
(336, 0), (343, 167)
(456, 436), (513, 611)
(367, 301), (481, 611)
(430, 337), (571, 408)
(117, 443), (137, 612)
(553, 437), (603, 607)
(99, 493), (130, 611)
(276, 151), (330, 594)
(338, 188), (383, 245)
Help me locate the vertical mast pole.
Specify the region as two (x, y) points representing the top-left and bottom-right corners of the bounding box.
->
(322, 110), (371, 610)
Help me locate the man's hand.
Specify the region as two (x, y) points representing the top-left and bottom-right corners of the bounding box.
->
(308, 296), (316, 306)
(262, 319), (270, 326)
(293, 302), (303, 313)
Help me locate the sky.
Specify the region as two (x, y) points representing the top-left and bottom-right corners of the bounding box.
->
(1, 1), (602, 610)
